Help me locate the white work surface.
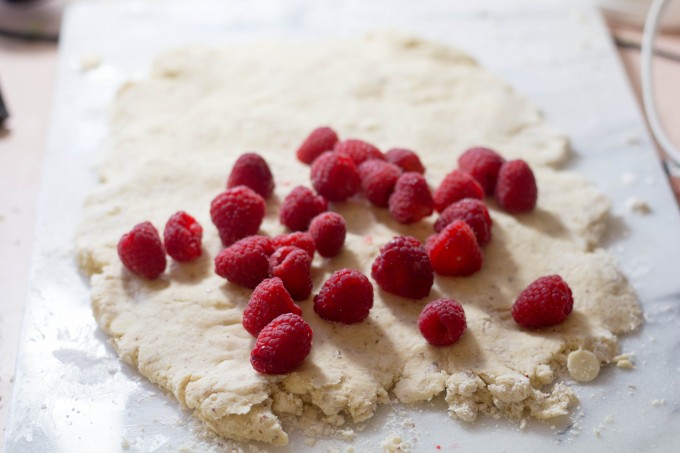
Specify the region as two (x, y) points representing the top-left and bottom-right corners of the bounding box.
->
(4, 0), (680, 452)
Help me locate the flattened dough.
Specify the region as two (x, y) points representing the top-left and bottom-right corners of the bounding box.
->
(76, 33), (642, 445)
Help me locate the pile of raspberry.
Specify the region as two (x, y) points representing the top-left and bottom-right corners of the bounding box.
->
(116, 126), (574, 375)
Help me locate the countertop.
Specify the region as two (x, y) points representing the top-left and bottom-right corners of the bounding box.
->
(0, 2), (679, 447)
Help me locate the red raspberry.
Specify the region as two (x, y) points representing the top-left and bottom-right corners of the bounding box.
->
(210, 186), (266, 246)
(308, 212), (346, 258)
(242, 277), (302, 337)
(272, 232), (316, 258)
(385, 148), (425, 174)
(310, 151), (361, 202)
(371, 236), (433, 299)
(434, 198), (492, 246)
(418, 298), (467, 346)
(163, 211), (203, 262)
(457, 147), (505, 195)
(358, 159), (402, 207)
(388, 172), (434, 224)
(433, 170), (484, 213)
(279, 186), (328, 231)
(426, 220), (483, 276)
(334, 139), (385, 166)
(512, 275), (573, 328)
(269, 246), (313, 301)
(251, 313), (313, 375)
(296, 126), (339, 165)
(214, 235), (274, 288)
(117, 221), (166, 279)
(495, 159), (538, 213)
(313, 269), (373, 324)
(227, 152), (275, 199)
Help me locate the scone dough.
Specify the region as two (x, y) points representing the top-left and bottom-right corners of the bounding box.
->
(76, 33), (642, 445)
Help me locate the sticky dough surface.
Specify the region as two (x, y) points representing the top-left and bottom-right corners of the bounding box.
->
(76, 33), (642, 445)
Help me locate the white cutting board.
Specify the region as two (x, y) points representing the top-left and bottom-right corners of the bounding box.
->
(5, 1), (680, 452)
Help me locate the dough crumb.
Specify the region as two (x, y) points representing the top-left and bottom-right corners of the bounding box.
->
(337, 429), (357, 442)
(626, 197), (651, 214)
(567, 350), (600, 382)
(304, 437), (316, 447)
(78, 53), (102, 72)
(617, 359), (634, 369)
(592, 415), (615, 438)
(651, 399), (666, 407)
(613, 353), (635, 369)
(381, 433), (411, 452)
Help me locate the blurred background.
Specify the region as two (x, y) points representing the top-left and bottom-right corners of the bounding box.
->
(0, 0), (678, 447)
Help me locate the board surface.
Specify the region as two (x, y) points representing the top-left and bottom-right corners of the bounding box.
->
(5, 1), (680, 452)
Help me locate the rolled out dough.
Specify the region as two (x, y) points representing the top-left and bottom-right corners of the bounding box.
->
(76, 32), (642, 445)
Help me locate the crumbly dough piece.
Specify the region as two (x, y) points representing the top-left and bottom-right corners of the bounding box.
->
(76, 33), (642, 445)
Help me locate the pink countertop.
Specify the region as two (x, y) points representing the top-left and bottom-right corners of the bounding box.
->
(609, 21), (680, 196)
(0, 40), (57, 439)
(0, 12), (678, 444)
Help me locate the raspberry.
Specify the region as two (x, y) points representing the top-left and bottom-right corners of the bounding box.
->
(296, 126), (339, 165)
(272, 232), (316, 258)
(279, 186), (328, 231)
(388, 172), (434, 224)
(310, 151), (361, 202)
(251, 313), (313, 375)
(242, 277), (302, 337)
(371, 236), (433, 299)
(434, 198), (492, 246)
(334, 139), (384, 166)
(269, 246), (313, 301)
(495, 159), (538, 213)
(308, 212), (346, 258)
(210, 186), (266, 246)
(433, 170), (484, 213)
(163, 211), (203, 262)
(358, 159), (402, 207)
(313, 269), (373, 324)
(457, 147), (505, 195)
(426, 220), (483, 276)
(117, 221), (166, 279)
(512, 275), (573, 328)
(385, 148), (425, 174)
(227, 152), (275, 199)
(214, 235), (274, 288)
(418, 298), (467, 346)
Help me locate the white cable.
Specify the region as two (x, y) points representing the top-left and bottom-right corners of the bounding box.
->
(641, 0), (680, 166)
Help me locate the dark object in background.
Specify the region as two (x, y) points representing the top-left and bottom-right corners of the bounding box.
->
(0, 83), (9, 127)
(0, 0), (63, 41)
